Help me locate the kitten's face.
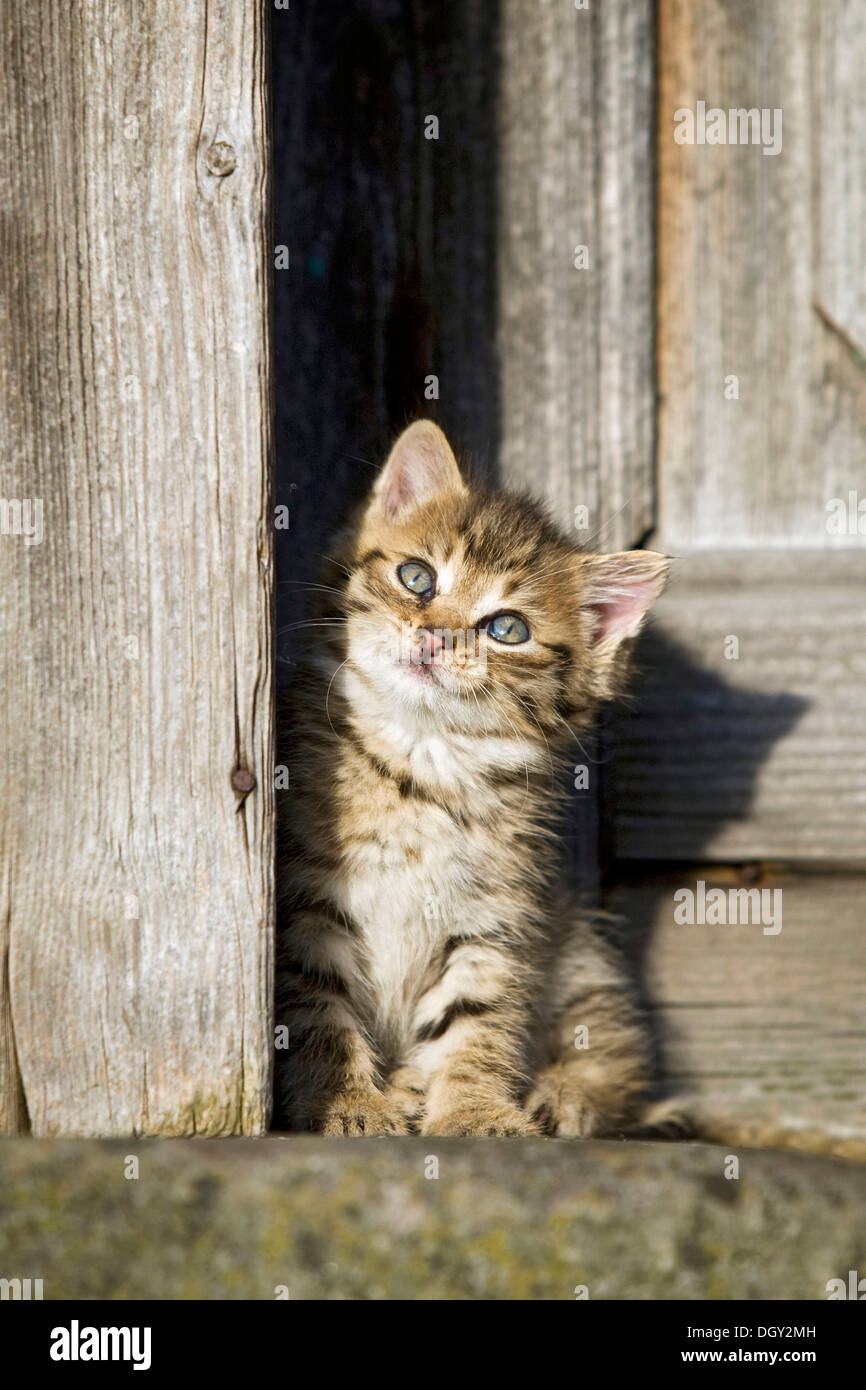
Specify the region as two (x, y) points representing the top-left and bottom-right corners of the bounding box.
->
(338, 422), (667, 747)
(347, 494), (593, 738)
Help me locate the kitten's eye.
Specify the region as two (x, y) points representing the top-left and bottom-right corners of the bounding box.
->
(398, 560), (435, 598)
(485, 612), (530, 645)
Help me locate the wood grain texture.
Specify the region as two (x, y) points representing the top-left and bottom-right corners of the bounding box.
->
(0, 0), (273, 1134)
(605, 552), (866, 862)
(496, 0), (656, 553)
(607, 871), (866, 1159)
(657, 0), (866, 551)
(817, 1), (866, 366)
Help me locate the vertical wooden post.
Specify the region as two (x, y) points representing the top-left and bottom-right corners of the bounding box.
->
(496, 0), (657, 887)
(497, 0), (657, 554)
(0, 1), (273, 1134)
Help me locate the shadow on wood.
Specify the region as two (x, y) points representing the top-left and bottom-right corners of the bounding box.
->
(601, 623), (815, 1144)
(272, 0), (501, 682)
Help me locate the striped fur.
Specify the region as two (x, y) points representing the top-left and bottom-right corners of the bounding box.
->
(275, 421), (669, 1136)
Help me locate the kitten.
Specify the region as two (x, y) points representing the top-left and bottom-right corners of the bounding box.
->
(275, 420), (669, 1137)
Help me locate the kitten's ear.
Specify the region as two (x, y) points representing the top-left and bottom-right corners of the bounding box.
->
(372, 420), (466, 519)
(579, 550), (669, 652)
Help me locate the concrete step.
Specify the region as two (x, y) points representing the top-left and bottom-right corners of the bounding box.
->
(1, 1137), (865, 1300)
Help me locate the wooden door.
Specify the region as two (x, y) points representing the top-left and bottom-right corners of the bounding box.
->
(609, 0), (866, 866)
(604, 0), (866, 1153)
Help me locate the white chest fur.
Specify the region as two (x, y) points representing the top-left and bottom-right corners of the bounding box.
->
(334, 799), (478, 1049)
(326, 696), (544, 1051)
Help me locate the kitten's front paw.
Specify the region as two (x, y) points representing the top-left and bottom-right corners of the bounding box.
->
(313, 1088), (409, 1137)
(384, 1066), (427, 1130)
(527, 1063), (659, 1138)
(526, 1068), (606, 1137)
(422, 1099), (541, 1138)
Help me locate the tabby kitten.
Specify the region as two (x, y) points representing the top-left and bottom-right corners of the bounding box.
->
(275, 420), (668, 1137)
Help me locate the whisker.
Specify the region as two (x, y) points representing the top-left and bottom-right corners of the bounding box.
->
(508, 688), (559, 789)
(276, 619), (347, 634)
(320, 552), (353, 578)
(478, 684), (531, 802)
(277, 580), (347, 597)
(341, 453), (379, 474)
(324, 657), (351, 737)
(582, 492), (636, 549)
(552, 713), (607, 766)
(521, 560), (582, 583)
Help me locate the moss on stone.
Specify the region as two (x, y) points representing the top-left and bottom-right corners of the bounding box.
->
(0, 1138), (863, 1299)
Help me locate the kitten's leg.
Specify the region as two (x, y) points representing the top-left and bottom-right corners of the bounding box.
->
(274, 910), (407, 1135)
(520, 902), (670, 1138)
(526, 985), (655, 1137)
(410, 941), (541, 1137)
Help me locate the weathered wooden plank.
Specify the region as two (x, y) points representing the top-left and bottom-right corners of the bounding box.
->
(607, 871), (866, 1159)
(0, 1), (273, 1134)
(606, 552), (866, 862)
(657, 0), (866, 550)
(497, 0), (656, 552)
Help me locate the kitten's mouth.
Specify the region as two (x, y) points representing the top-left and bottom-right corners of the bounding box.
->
(398, 659), (441, 685)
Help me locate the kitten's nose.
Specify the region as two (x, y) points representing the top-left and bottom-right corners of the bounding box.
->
(415, 626), (444, 661)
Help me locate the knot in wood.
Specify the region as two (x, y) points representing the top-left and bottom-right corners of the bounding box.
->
(231, 768), (256, 794)
(204, 140), (237, 177)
